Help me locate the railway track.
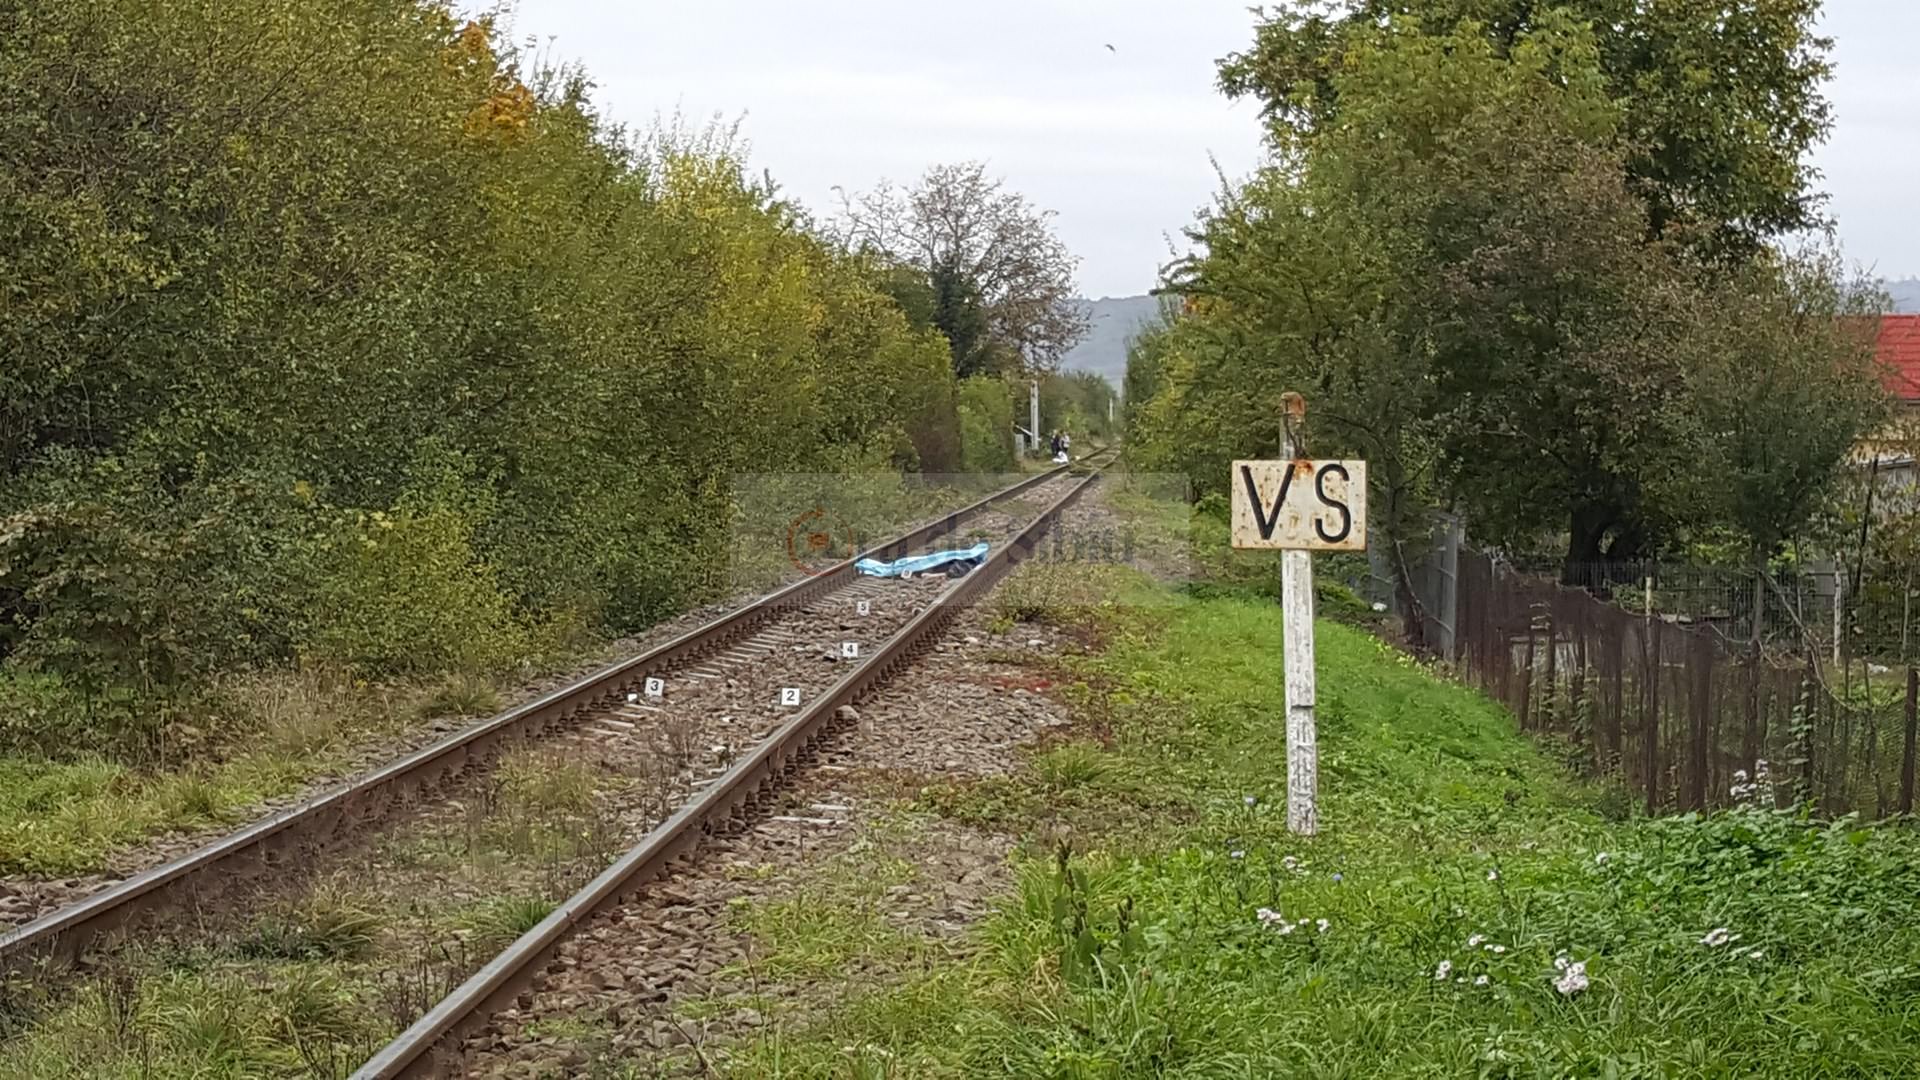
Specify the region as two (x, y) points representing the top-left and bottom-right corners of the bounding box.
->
(0, 454), (1110, 1072)
(350, 457), (1110, 1077)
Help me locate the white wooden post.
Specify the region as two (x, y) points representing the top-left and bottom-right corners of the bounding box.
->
(1281, 400), (1318, 835)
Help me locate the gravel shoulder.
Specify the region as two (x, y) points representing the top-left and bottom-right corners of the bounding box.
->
(461, 477), (1173, 1078)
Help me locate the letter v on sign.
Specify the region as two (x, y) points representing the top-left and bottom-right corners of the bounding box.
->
(1239, 462), (1296, 541)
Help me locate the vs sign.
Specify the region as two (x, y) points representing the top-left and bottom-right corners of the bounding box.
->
(1230, 459), (1367, 552)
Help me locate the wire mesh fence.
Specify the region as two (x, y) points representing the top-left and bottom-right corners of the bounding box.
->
(1463, 556), (1918, 667)
(1453, 550), (1920, 819)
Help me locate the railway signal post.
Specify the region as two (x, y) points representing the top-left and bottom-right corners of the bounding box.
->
(1229, 393), (1367, 835)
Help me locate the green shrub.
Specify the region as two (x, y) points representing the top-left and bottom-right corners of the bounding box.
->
(0, 671), (137, 758)
(0, 0), (971, 773)
(299, 467), (526, 678)
(958, 377), (1018, 472)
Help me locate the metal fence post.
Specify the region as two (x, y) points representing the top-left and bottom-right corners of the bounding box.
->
(1646, 618), (1662, 815)
(1901, 667), (1918, 816)
(1687, 631), (1711, 811)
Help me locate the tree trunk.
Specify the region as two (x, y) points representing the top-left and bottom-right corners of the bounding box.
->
(1564, 503), (1612, 586)
(1565, 500), (1653, 589)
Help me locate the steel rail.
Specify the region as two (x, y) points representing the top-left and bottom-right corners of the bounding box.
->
(353, 461), (1108, 1078)
(0, 458), (1105, 971)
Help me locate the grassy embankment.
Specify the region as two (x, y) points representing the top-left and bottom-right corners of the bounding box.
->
(722, 558), (1920, 1075)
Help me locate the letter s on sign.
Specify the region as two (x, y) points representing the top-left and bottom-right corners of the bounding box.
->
(1313, 463), (1352, 545)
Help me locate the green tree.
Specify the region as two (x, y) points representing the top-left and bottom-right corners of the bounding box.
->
(0, 0), (967, 722)
(1690, 250), (1889, 649)
(1218, 0), (1834, 260)
(1139, 9), (1881, 602)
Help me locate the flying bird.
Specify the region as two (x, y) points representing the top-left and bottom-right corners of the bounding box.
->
(1104, 43), (1116, 52)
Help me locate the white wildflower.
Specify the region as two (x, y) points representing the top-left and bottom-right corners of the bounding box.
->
(1467, 933), (1486, 948)
(1553, 954), (1570, 972)
(1474, 974), (1489, 987)
(1486, 869), (1500, 882)
(1732, 769), (1749, 783)
(1229, 850), (1245, 860)
(1244, 795), (1257, 806)
(1594, 852), (1610, 865)
(1434, 959), (1452, 980)
(1276, 920), (1295, 935)
(1553, 960), (1589, 996)
(1748, 949), (1764, 960)
(1256, 907), (1286, 926)
(1282, 855), (1299, 871)
(1488, 944), (1507, 954)
(1455, 976), (1467, 984)
(1316, 918), (1330, 934)
(1700, 927), (1736, 948)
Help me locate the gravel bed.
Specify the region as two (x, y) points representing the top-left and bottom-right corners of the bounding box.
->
(459, 478), (1149, 1078)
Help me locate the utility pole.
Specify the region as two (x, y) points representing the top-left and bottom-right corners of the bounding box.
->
(1030, 379), (1040, 459)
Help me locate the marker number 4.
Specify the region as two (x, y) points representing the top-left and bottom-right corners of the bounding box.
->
(840, 642), (859, 659)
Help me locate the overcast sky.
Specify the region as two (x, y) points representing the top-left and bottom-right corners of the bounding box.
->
(506, 1), (1918, 299)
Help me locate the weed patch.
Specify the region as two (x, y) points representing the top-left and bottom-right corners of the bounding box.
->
(412, 671), (502, 721)
(455, 895), (556, 951)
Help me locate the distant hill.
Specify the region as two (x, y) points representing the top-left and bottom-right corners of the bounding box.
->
(1889, 279), (1920, 314)
(1060, 294), (1170, 391)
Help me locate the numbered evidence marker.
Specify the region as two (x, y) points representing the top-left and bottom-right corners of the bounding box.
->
(856, 599), (871, 617)
(644, 677), (664, 699)
(1229, 459), (1368, 552)
(780, 687), (801, 708)
(840, 642), (860, 660)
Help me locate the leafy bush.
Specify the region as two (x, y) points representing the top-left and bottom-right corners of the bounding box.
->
(0, 0), (969, 752)
(958, 377), (1017, 472)
(299, 477), (526, 678)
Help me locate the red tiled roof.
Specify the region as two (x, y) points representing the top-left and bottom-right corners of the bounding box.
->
(1879, 314), (1920, 403)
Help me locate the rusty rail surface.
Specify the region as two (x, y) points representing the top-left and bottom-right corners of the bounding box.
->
(0, 459), (1105, 972)
(353, 461), (1109, 1078)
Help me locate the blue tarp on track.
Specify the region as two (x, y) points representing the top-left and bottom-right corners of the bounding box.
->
(855, 542), (989, 578)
